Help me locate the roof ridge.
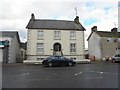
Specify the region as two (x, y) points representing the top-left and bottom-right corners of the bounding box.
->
(97, 31), (111, 32)
(26, 18), (85, 30)
(34, 19), (73, 22)
(0, 31), (18, 32)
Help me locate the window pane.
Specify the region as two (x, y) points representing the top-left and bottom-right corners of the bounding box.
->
(54, 31), (61, 40)
(37, 31), (44, 39)
(70, 43), (76, 52)
(70, 31), (76, 40)
(37, 43), (44, 53)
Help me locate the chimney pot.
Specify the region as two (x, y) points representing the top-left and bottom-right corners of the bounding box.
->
(111, 27), (117, 33)
(31, 13), (35, 20)
(74, 16), (80, 24)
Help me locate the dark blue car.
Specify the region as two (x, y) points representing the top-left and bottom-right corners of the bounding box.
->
(42, 56), (76, 67)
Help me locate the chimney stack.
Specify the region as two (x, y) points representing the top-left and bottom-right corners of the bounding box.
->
(111, 27), (117, 33)
(31, 13), (35, 20)
(91, 26), (97, 32)
(74, 16), (80, 24)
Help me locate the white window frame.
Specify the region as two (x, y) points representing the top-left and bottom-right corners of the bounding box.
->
(54, 31), (61, 40)
(37, 43), (44, 53)
(70, 43), (76, 52)
(70, 31), (76, 40)
(37, 31), (44, 40)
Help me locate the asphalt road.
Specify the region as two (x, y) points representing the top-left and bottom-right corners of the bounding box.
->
(2, 62), (119, 88)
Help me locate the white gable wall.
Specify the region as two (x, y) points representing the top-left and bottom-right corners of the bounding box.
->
(88, 32), (101, 60)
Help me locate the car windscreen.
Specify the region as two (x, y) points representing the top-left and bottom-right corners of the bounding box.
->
(115, 54), (120, 57)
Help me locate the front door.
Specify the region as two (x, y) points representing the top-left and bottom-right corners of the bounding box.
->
(53, 43), (62, 55)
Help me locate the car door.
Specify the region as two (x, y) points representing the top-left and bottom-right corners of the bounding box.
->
(52, 56), (60, 65)
(59, 56), (68, 65)
(57, 56), (63, 66)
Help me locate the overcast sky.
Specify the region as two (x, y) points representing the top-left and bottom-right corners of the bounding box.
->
(0, 0), (119, 48)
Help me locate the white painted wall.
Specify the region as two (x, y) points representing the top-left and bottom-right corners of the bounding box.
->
(88, 32), (101, 60)
(27, 29), (85, 60)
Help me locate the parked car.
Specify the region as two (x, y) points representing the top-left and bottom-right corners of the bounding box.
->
(42, 56), (76, 67)
(112, 54), (120, 63)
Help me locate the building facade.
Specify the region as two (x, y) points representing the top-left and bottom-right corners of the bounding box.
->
(0, 31), (20, 63)
(87, 26), (120, 60)
(26, 14), (85, 62)
(20, 42), (27, 63)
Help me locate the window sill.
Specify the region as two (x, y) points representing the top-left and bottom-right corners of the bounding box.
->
(70, 52), (77, 55)
(54, 39), (61, 40)
(36, 52), (44, 55)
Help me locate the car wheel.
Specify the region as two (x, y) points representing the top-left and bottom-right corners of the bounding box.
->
(112, 59), (116, 63)
(68, 62), (73, 66)
(48, 62), (53, 67)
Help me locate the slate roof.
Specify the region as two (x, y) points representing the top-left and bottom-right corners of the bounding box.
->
(87, 31), (120, 41)
(0, 31), (20, 43)
(96, 31), (120, 37)
(26, 19), (85, 31)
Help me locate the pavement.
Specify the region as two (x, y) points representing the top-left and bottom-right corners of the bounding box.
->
(23, 59), (91, 65)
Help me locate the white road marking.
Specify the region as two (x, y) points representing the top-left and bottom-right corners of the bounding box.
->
(89, 71), (118, 75)
(22, 73), (30, 76)
(74, 71), (118, 76)
(75, 72), (82, 75)
(84, 77), (103, 79)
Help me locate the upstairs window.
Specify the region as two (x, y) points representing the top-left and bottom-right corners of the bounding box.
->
(54, 31), (61, 40)
(37, 31), (44, 40)
(70, 31), (76, 40)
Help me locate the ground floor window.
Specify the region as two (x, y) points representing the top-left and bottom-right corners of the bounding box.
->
(37, 43), (44, 53)
(37, 58), (44, 60)
(70, 43), (76, 52)
(70, 57), (76, 60)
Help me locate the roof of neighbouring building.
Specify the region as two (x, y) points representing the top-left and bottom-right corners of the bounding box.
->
(96, 31), (120, 37)
(26, 14), (85, 31)
(0, 31), (20, 44)
(87, 27), (120, 41)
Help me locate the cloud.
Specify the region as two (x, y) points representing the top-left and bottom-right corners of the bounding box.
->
(84, 18), (98, 26)
(0, 0), (118, 48)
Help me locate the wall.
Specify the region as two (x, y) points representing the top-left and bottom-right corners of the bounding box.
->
(27, 29), (84, 60)
(8, 36), (20, 63)
(20, 48), (26, 62)
(101, 37), (119, 59)
(0, 37), (11, 63)
(0, 48), (3, 61)
(88, 32), (101, 60)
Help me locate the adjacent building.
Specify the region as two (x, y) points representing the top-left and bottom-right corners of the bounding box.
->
(26, 14), (85, 62)
(20, 42), (27, 63)
(0, 31), (21, 63)
(87, 26), (120, 60)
